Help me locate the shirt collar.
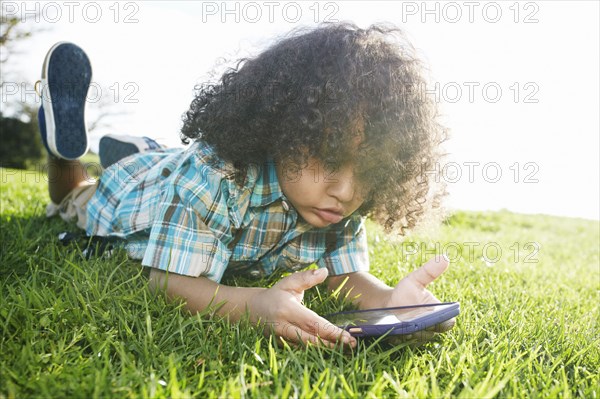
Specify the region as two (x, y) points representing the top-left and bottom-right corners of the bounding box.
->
(249, 159), (286, 207)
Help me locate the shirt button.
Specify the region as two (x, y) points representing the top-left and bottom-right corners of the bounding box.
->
(281, 200), (290, 212)
(250, 270), (261, 277)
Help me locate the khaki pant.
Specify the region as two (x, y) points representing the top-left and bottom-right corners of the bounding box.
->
(46, 182), (99, 230)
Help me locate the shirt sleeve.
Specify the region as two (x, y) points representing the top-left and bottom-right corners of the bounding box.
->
(317, 217), (370, 275)
(141, 162), (235, 283)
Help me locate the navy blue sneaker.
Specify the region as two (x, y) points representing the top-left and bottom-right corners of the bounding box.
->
(37, 106), (51, 154)
(99, 134), (163, 168)
(38, 42), (91, 159)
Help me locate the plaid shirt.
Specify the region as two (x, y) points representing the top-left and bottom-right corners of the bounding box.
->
(86, 141), (370, 282)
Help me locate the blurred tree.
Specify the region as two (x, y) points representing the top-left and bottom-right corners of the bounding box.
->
(1, 13), (30, 62)
(0, 107), (43, 169)
(0, 7), (130, 169)
(1, 8), (45, 169)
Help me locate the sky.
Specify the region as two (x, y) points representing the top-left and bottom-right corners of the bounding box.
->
(2, 0), (599, 220)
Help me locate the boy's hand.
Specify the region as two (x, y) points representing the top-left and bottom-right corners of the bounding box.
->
(386, 255), (449, 308)
(385, 256), (455, 337)
(248, 268), (357, 348)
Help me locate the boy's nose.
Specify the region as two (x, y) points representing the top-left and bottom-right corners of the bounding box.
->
(327, 165), (357, 203)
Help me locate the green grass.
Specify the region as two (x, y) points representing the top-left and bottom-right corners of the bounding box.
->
(1, 167), (598, 398)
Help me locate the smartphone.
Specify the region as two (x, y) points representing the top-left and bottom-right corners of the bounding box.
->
(324, 302), (459, 337)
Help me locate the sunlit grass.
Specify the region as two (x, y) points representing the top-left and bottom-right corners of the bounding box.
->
(1, 168), (598, 398)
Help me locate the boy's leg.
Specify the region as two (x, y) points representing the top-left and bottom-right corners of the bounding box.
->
(45, 155), (97, 231)
(47, 157), (88, 204)
(38, 42), (93, 205)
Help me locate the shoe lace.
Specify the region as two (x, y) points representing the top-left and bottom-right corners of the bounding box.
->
(34, 80), (42, 98)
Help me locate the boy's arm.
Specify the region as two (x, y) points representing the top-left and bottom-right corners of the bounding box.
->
(149, 269), (264, 322)
(327, 256), (450, 310)
(149, 268), (357, 347)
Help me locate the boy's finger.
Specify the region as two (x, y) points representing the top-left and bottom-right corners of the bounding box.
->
(407, 256), (449, 288)
(270, 302), (356, 347)
(294, 305), (357, 346)
(274, 330), (333, 349)
(428, 318), (456, 332)
(275, 268), (329, 293)
(276, 322), (355, 348)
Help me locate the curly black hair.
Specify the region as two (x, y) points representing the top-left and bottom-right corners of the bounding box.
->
(181, 22), (447, 234)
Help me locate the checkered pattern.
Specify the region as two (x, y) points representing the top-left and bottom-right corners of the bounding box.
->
(86, 141), (370, 282)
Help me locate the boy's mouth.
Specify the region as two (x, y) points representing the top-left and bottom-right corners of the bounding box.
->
(313, 208), (345, 224)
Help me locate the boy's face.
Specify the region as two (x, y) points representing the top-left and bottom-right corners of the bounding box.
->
(276, 157), (365, 228)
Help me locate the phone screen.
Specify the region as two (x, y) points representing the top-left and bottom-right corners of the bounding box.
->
(327, 303), (456, 327)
